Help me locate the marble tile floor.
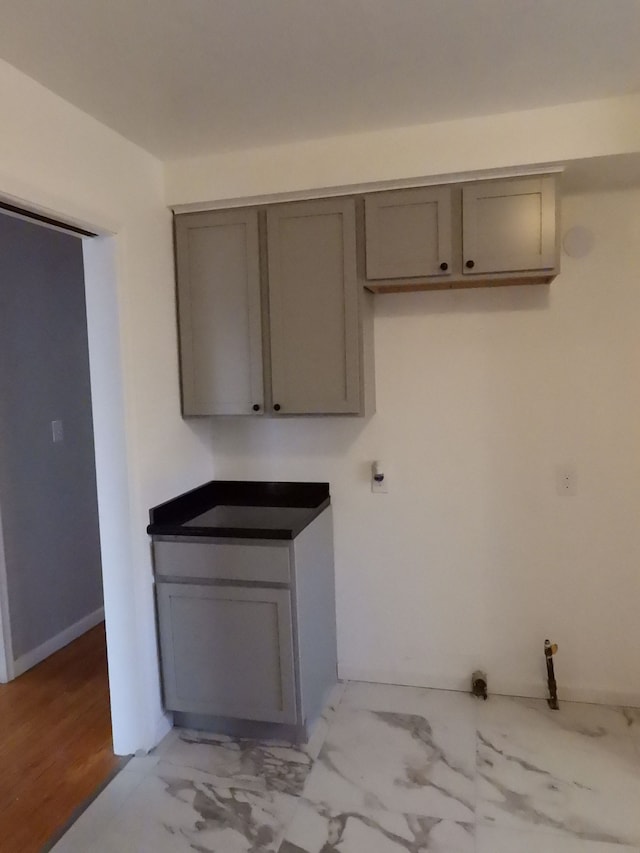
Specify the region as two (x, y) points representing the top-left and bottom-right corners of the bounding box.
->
(51, 682), (640, 852)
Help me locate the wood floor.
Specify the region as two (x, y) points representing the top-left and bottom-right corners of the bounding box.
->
(0, 623), (121, 853)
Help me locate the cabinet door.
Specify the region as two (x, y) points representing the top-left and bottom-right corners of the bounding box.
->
(364, 187), (452, 279)
(462, 176), (557, 275)
(175, 209), (263, 416)
(267, 198), (360, 415)
(157, 583), (296, 724)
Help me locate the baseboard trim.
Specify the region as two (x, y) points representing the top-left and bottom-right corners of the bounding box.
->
(12, 607), (105, 678)
(338, 666), (640, 709)
(338, 666), (468, 694)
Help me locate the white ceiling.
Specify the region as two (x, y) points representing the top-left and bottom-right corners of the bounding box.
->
(0, 0), (639, 160)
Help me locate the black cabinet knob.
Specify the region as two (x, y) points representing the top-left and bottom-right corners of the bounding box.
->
(273, 403), (281, 412)
(439, 262), (448, 271)
(465, 259), (475, 269)
(252, 404), (260, 412)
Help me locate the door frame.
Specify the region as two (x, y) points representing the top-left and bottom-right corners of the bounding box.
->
(0, 499), (15, 682)
(0, 188), (134, 752)
(0, 213), (108, 685)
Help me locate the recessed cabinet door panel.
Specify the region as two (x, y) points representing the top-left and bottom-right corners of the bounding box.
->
(462, 176), (556, 275)
(175, 210), (263, 415)
(157, 583), (296, 723)
(267, 198), (360, 415)
(364, 187), (452, 279)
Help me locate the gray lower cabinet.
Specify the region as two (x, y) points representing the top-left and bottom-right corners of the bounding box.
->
(157, 583), (296, 723)
(153, 508), (337, 737)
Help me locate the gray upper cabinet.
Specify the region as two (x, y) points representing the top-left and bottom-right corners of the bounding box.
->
(173, 175), (556, 415)
(174, 198), (366, 417)
(175, 209), (263, 416)
(363, 174), (559, 292)
(364, 186), (453, 280)
(462, 176), (557, 275)
(267, 198), (361, 415)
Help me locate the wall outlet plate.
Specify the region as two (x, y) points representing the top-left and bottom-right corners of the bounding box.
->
(51, 419), (64, 443)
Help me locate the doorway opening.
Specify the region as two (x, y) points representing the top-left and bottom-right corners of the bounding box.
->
(0, 205), (126, 849)
(0, 210), (103, 679)
(0, 624), (120, 852)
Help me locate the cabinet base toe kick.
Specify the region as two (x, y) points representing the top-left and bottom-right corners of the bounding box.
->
(172, 710), (316, 745)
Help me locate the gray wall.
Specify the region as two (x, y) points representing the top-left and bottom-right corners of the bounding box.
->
(0, 213), (103, 660)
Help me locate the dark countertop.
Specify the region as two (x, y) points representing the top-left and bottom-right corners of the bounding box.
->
(147, 480), (330, 540)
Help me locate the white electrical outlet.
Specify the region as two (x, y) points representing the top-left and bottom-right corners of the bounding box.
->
(555, 464), (577, 496)
(51, 420), (64, 443)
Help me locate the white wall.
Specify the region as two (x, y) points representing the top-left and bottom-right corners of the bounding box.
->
(194, 187), (640, 707)
(165, 93), (640, 706)
(0, 58), (214, 752)
(166, 93), (640, 207)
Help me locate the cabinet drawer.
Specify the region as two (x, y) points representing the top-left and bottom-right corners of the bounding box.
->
(153, 539), (290, 584)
